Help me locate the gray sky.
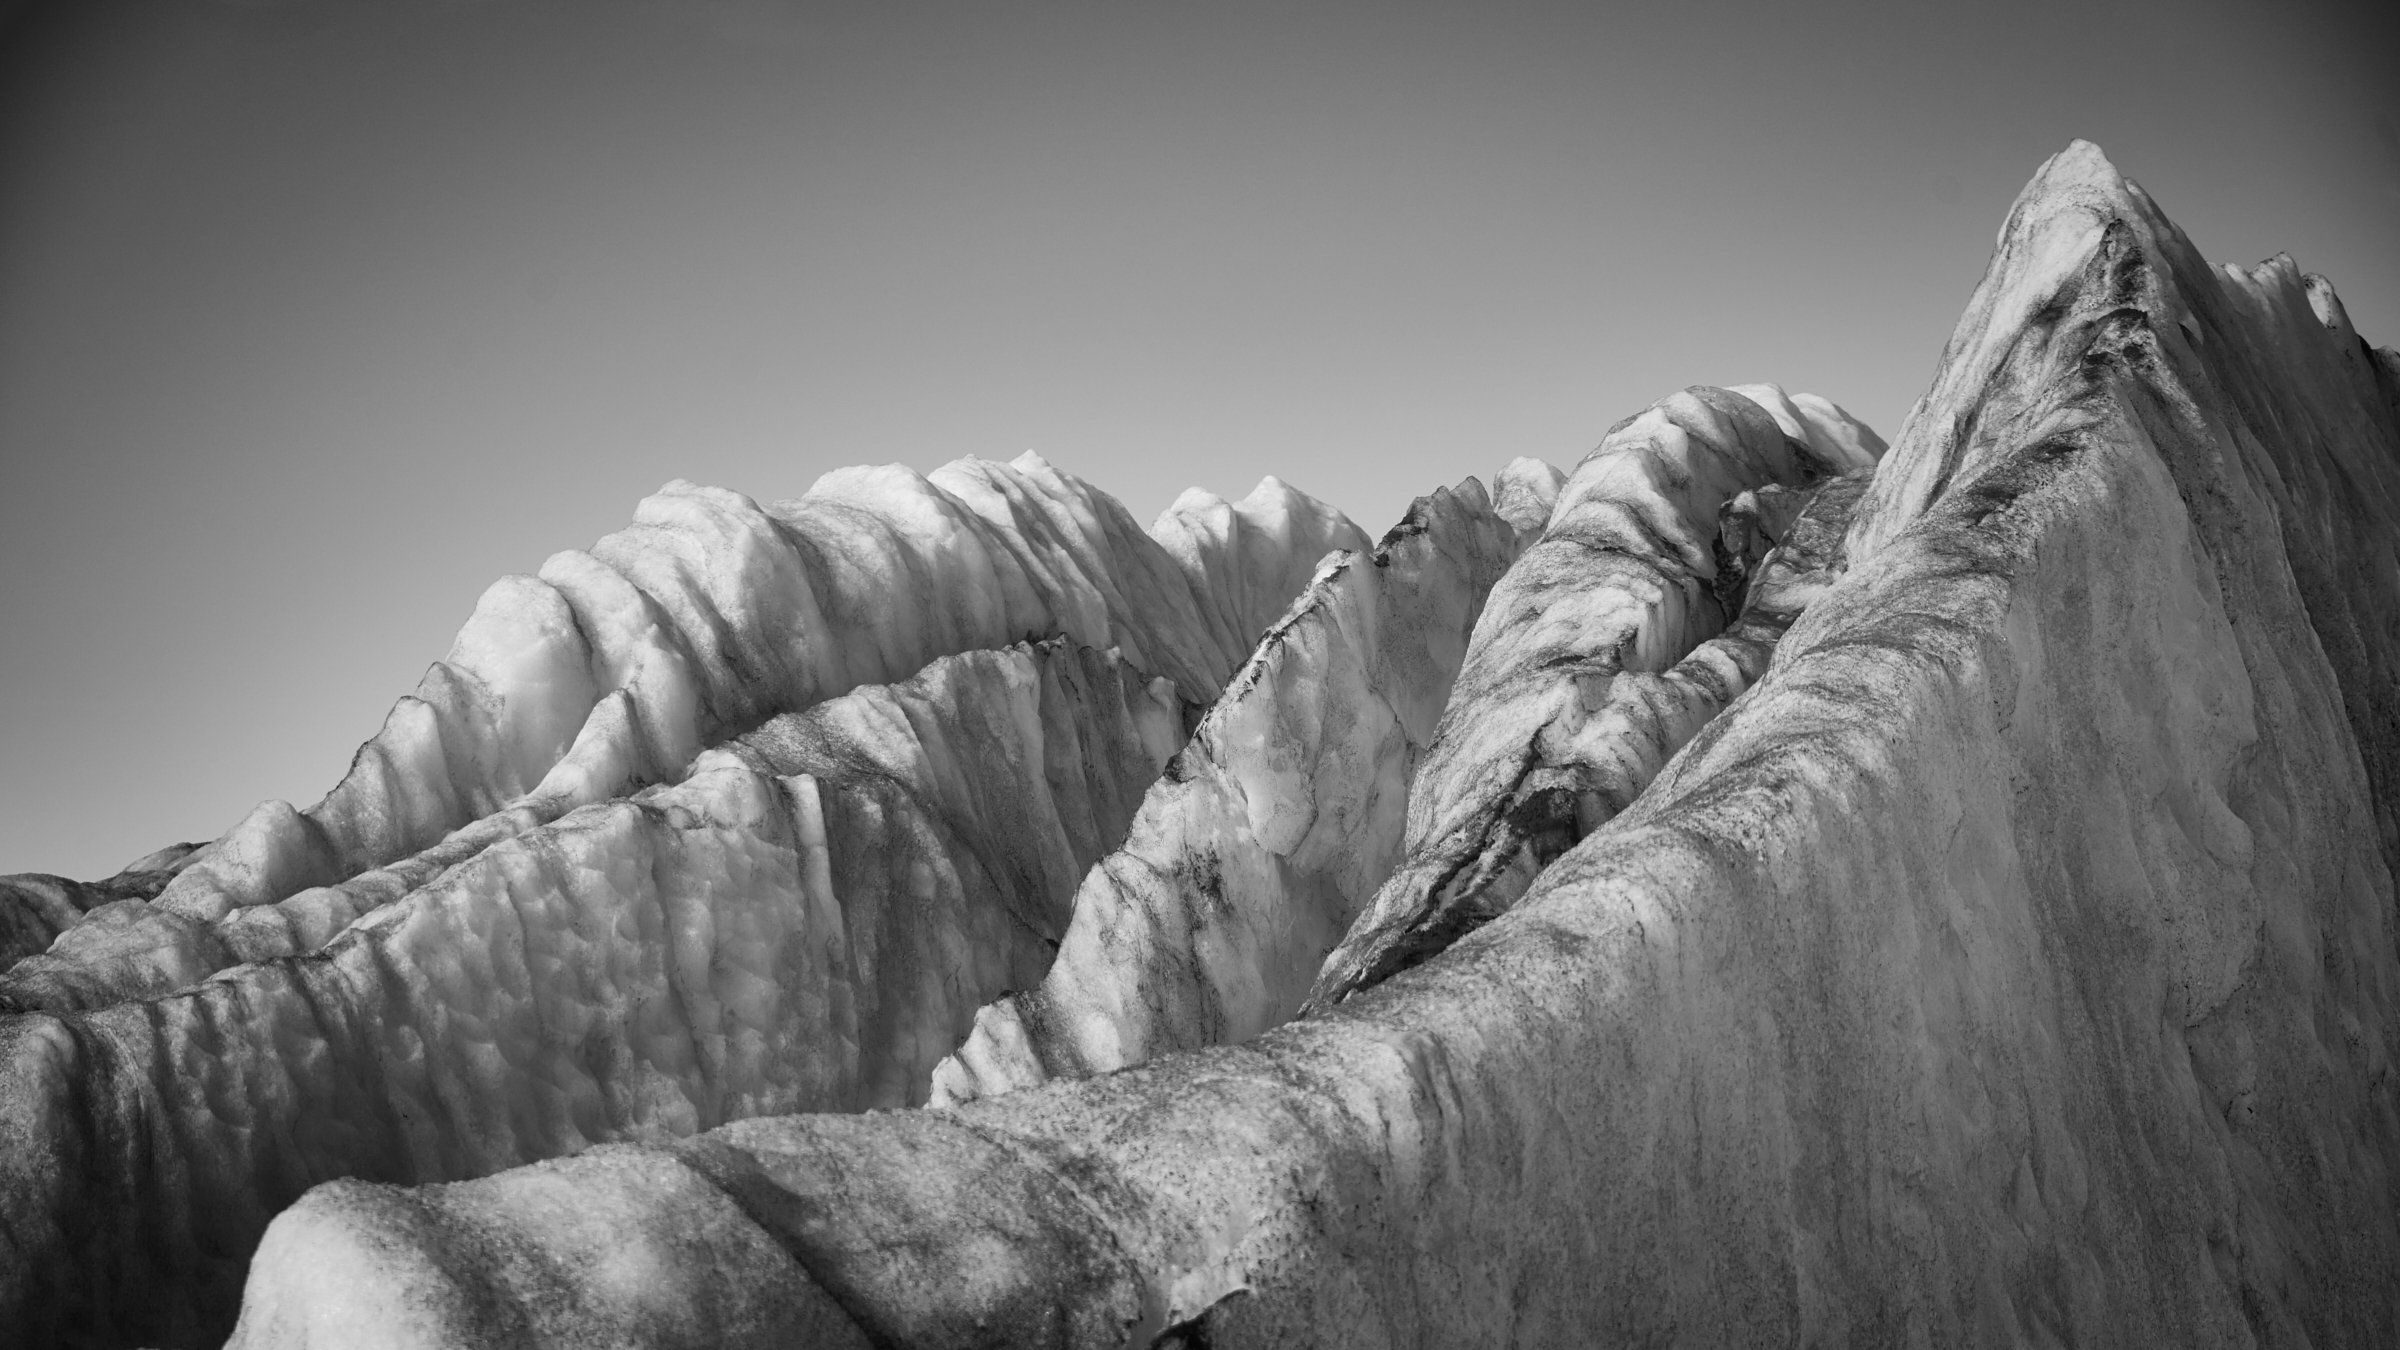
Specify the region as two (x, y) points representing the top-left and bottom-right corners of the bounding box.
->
(2, 0), (2394, 878)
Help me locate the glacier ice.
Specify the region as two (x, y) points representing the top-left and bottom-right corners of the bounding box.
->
(5, 140), (2400, 1349)
(0, 458), (1361, 1019)
(930, 467), (1540, 1104)
(0, 461), (1363, 1347)
(1308, 384), (1884, 1008)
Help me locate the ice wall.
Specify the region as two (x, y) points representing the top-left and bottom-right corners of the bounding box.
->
(0, 458), (1362, 1016)
(0, 638), (1186, 1345)
(226, 143), (2400, 1349)
(931, 468), (1540, 1104)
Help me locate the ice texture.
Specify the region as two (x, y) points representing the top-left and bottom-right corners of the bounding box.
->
(219, 142), (2400, 1349)
(0, 845), (201, 971)
(930, 471), (1542, 1103)
(1309, 384), (1883, 1006)
(0, 457), (1362, 1017)
(0, 628), (1245, 1344)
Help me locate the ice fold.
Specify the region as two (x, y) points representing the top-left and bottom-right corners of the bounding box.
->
(929, 473), (1538, 1104)
(0, 846), (201, 977)
(0, 638), (1190, 1346)
(1309, 384), (1883, 1007)
(0, 456), (1363, 1013)
(224, 142), (2400, 1349)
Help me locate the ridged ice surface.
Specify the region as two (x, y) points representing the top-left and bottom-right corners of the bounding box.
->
(0, 844), (200, 972)
(1310, 384), (1884, 1006)
(0, 624), (1267, 1343)
(216, 142), (2400, 1350)
(1496, 469), (1872, 839)
(0, 456), (1362, 1018)
(930, 466), (1548, 1104)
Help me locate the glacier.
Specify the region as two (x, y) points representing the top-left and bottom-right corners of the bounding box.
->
(1, 140), (2396, 1348)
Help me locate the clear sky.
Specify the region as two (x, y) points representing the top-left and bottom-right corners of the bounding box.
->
(1, 0), (2394, 878)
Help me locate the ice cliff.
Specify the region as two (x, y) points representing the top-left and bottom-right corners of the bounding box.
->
(4, 140), (2398, 1348)
(0, 462), (1364, 1346)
